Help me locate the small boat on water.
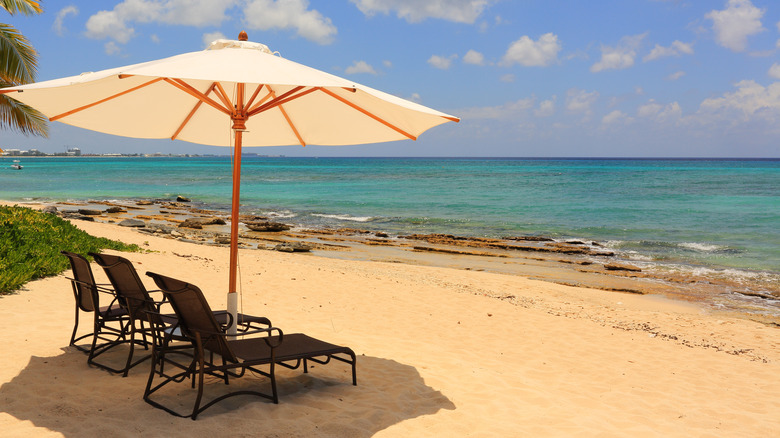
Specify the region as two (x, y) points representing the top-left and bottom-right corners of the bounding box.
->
(10, 160), (23, 170)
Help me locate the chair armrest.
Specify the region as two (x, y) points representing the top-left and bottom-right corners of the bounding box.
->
(192, 325), (285, 348)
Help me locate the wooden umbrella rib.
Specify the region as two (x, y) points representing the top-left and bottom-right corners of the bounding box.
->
(247, 86), (306, 117)
(164, 78), (231, 115)
(171, 83), (217, 140)
(213, 82), (234, 111)
(50, 77), (165, 122)
(247, 91), (273, 114)
(266, 89), (305, 147)
(318, 87), (417, 140)
(244, 84), (266, 111)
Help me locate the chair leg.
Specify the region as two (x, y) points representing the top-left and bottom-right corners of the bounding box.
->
(122, 325), (136, 377)
(70, 305), (80, 348)
(191, 340), (206, 420)
(270, 361), (278, 404)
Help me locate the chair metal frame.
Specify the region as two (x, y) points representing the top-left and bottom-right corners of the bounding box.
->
(144, 271), (357, 420)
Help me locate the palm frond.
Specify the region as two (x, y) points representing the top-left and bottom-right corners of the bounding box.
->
(0, 0), (42, 15)
(0, 23), (37, 84)
(0, 92), (48, 137)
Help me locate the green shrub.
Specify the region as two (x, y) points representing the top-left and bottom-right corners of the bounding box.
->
(0, 205), (140, 294)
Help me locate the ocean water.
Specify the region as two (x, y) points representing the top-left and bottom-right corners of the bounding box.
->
(3, 156), (780, 279)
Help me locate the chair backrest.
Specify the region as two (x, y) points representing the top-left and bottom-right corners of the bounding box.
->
(90, 252), (150, 320)
(61, 251), (98, 312)
(146, 272), (237, 362)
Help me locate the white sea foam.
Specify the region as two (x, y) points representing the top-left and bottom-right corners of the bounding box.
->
(266, 210), (296, 219)
(678, 242), (725, 252)
(650, 263), (780, 285)
(312, 213), (373, 222)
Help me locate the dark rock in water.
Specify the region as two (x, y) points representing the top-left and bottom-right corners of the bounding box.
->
(604, 263), (642, 272)
(179, 219), (202, 229)
(245, 221), (291, 232)
(375, 232), (389, 238)
(176, 196), (191, 202)
(105, 206), (126, 213)
(214, 235), (232, 245)
(179, 217), (226, 229)
(78, 209), (103, 216)
(508, 236), (555, 242)
(274, 242), (312, 253)
(41, 206), (58, 214)
(119, 218), (146, 228)
(240, 215), (269, 222)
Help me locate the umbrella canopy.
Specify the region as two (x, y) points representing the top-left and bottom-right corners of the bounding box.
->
(2, 36), (457, 146)
(1, 32), (459, 331)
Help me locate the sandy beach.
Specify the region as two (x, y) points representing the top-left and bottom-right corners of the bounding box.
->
(2, 204), (780, 437)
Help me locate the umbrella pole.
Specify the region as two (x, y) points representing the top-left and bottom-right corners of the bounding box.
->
(227, 128), (243, 335)
(228, 78), (249, 336)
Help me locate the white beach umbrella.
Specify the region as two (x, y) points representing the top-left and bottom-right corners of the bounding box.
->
(0, 32), (459, 332)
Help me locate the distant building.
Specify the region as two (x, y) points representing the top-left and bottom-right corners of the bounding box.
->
(66, 147), (81, 156)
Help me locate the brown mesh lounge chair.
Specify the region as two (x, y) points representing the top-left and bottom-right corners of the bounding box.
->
(90, 252), (272, 377)
(144, 271), (357, 420)
(61, 251), (129, 366)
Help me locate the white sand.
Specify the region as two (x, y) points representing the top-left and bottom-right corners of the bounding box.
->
(1, 218), (779, 437)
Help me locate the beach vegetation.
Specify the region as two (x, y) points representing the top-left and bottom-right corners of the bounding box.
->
(0, 0), (48, 137)
(0, 205), (140, 294)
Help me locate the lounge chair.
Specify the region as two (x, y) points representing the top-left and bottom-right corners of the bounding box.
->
(61, 251), (129, 366)
(144, 271), (357, 420)
(90, 252), (272, 377)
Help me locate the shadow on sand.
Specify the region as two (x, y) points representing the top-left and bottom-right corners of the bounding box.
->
(1, 347), (454, 437)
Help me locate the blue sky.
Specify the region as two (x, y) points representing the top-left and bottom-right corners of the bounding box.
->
(4, 0), (780, 157)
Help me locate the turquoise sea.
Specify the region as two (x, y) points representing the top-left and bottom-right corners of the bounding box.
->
(3, 156), (780, 289)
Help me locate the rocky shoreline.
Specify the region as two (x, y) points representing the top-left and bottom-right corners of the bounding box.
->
(38, 198), (780, 326)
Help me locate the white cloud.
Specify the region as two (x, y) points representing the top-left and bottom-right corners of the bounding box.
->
(643, 40), (694, 61)
(500, 74), (515, 83)
(350, 0), (491, 24)
(202, 31), (227, 48)
(706, 0), (764, 52)
(463, 49), (485, 66)
(667, 71), (686, 81)
(534, 98), (555, 117)
(86, 10), (136, 43)
(53, 5), (79, 36)
(383, 60), (393, 68)
(699, 80), (780, 121)
(638, 99), (682, 122)
(591, 33), (647, 72)
(104, 41), (121, 56)
(428, 54), (458, 69)
(566, 89), (599, 114)
(244, 0), (337, 45)
(345, 60), (377, 75)
(769, 63), (780, 79)
(500, 33), (561, 67)
(602, 110), (631, 125)
(150, 34), (160, 44)
(85, 0), (236, 44)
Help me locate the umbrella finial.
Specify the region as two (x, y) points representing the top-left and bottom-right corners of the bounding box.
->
(238, 31), (248, 41)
